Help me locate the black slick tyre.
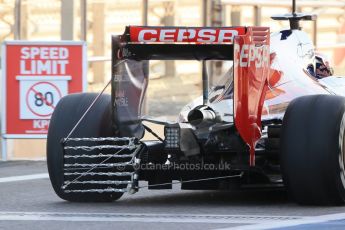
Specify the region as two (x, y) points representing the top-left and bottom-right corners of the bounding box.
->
(281, 95), (345, 205)
(47, 93), (123, 202)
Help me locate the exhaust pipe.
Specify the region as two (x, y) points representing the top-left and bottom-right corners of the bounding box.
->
(187, 107), (216, 126)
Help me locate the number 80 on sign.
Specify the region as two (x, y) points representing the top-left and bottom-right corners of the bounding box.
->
(17, 77), (71, 120)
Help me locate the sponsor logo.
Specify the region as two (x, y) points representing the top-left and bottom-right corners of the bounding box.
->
(234, 43), (270, 68)
(135, 28), (239, 43)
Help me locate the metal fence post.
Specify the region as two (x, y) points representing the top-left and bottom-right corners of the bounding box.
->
(231, 6), (241, 26)
(162, 1), (175, 77)
(142, 0), (148, 26)
(14, 0), (21, 40)
(254, 5), (261, 26)
(1, 139), (7, 161)
(313, 19), (318, 48)
(80, 0), (87, 41)
(92, 1), (105, 83)
(202, 0), (208, 26)
(61, 0), (75, 40)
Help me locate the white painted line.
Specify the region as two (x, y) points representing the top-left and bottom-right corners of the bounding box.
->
(0, 173), (48, 183)
(217, 212), (345, 230)
(0, 212), (302, 224)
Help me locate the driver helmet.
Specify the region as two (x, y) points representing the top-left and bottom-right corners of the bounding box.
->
(315, 52), (334, 79)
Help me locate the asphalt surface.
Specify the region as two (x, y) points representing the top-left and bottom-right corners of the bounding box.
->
(0, 161), (345, 230)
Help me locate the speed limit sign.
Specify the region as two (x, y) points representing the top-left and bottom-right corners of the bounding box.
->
(17, 76), (71, 119)
(1, 41), (86, 138)
(1, 41), (86, 160)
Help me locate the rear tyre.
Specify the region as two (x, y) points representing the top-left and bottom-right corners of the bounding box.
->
(281, 95), (345, 205)
(47, 93), (123, 202)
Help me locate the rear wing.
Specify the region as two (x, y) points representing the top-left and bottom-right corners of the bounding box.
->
(111, 26), (270, 166)
(116, 26), (246, 60)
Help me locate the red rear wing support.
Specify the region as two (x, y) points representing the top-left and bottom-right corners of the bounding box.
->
(114, 26), (270, 166)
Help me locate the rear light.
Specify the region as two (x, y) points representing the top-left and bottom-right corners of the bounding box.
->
(164, 125), (180, 149)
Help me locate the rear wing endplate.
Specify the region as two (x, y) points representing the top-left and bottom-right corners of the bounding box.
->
(233, 27), (270, 166)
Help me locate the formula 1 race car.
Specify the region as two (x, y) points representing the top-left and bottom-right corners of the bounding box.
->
(47, 6), (345, 205)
